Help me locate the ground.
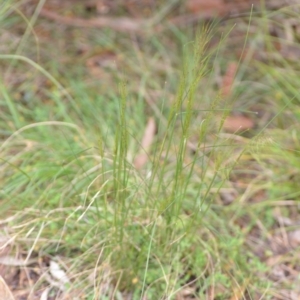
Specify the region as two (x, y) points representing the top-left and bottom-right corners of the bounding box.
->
(1, 1), (300, 299)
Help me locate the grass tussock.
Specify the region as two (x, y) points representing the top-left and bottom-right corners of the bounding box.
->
(1, 1), (300, 299)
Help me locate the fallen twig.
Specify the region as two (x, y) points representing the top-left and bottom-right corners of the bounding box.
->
(39, 1), (286, 34)
(40, 8), (149, 32)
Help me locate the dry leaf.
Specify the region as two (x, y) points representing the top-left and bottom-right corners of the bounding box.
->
(40, 287), (50, 300)
(134, 117), (156, 170)
(288, 230), (300, 248)
(186, 0), (280, 17)
(186, 0), (226, 16)
(223, 115), (254, 133)
(49, 260), (70, 289)
(221, 62), (238, 98)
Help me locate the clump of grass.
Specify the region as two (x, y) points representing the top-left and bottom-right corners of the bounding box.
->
(2, 1), (300, 299)
(0, 22), (246, 298)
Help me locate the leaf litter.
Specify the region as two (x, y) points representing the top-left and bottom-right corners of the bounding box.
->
(2, 0), (300, 299)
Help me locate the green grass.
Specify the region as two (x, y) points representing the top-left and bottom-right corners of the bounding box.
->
(1, 1), (300, 299)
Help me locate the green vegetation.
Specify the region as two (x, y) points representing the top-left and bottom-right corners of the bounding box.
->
(1, 1), (300, 299)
